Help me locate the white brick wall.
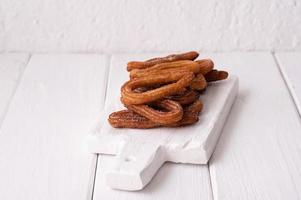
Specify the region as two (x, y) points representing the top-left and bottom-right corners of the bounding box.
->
(0, 0), (300, 52)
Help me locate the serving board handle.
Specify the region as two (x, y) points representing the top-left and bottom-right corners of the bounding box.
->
(105, 140), (166, 190)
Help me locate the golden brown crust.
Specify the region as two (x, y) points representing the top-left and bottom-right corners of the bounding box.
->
(166, 100), (203, 127)
(108, 110), (158, 129)
(108, 51), (229, 129)
(108, 99), (203, 129)
(129, 60), (201, 79)
(121, 71), (194, 105)
(195, 59), (214, 75)
(205, 70), (228, 82)
(127, 51), (199, 71)
(125, 100), (183, 125)
(166, 89), (199, 105)
(190, 73), (207, 91)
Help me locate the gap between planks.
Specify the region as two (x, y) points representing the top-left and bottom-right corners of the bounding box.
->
(90, 55), (112, 200)
(0, 54), (31, 128)
(273, 52), (301, 118)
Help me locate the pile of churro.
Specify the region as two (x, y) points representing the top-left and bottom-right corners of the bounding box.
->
(108, 51), (228, 129)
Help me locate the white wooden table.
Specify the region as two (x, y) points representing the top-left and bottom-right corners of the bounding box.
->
(0, 52), (300, 200)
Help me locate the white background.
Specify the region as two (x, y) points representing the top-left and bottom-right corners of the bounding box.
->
(1, 0), (301, 53)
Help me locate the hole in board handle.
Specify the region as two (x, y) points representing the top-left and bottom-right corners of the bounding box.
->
(124, 156), (136, 162)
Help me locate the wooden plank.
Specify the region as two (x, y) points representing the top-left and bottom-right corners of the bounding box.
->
(0, 53), (29, 125)
(0, 54), (109, 200)
(275, 52), (301, 116)
(204, 52), (301, 200)
(93, 54), (213, 199)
